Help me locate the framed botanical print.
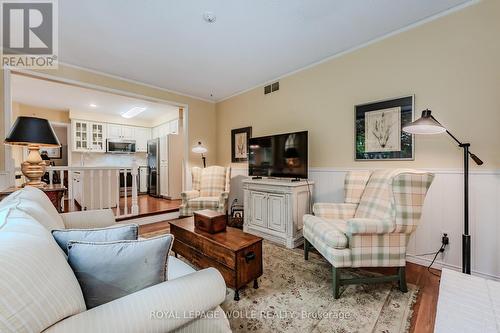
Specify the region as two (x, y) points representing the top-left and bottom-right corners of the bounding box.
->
(355, 95), (414, 161)
(231, 127), (252, 163)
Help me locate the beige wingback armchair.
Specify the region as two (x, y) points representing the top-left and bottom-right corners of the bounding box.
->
(180, 166), (231, 217)
(303, 169), (434, 298)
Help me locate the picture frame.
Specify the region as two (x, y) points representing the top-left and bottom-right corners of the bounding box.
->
(231, 126), (252, 163)
(355, 95), (414, 161)
(40, 146), (63, 159)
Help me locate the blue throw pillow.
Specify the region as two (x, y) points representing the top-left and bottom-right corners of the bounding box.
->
(67, 234), (174, 309)
(52, 224), (139, 254)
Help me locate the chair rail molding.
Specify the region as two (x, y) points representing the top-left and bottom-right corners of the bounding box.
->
(229, 165), (500, 280)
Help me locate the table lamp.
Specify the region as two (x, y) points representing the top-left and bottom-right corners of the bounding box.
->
(4, 116), (60, 188)
(192, 141), (207, 168)
(403, 109), (483, 274)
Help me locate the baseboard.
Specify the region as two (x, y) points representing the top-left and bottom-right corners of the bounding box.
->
(406, 254), (500, 281)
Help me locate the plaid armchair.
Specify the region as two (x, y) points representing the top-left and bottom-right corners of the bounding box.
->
(303, 169), (434, 298)
(179, 166), (231, 217)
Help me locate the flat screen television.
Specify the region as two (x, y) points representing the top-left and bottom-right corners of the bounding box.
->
(248, 131), (308, 179)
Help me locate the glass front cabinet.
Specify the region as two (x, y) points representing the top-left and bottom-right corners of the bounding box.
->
(72, 120), (106, 152)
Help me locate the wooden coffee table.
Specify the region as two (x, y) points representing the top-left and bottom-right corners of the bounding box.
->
(169, 217), (263, 301)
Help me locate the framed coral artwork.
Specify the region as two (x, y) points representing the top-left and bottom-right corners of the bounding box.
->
(231, 126), (252, 163)
(355, 95), (414, 161)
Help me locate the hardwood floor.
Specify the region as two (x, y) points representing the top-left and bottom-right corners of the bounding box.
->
(139, 219), (441, 332)
(114, 195), (181, 220)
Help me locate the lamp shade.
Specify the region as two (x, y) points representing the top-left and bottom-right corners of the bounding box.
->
(5, 116), (60, 147)
(403, 109), (446, 135)
(192, 141), (207, 154)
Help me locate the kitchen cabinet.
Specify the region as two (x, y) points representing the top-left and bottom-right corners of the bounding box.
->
(107, 124), (122, 139)
(152, 127), (159, 139)
(243, 179), (313, 248)
(72, 120), (106, 152)
(121, 126), (135, 140)
(151, 118), (179, 139)
(169, 119), (179, 134)
(72, 120), (89, 151)
(107, 124), (135, 140)
(90, 123), (106, 152)
(135, 127), (151, 152)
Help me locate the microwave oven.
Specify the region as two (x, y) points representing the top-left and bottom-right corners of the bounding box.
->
(106, 139), (136, 153)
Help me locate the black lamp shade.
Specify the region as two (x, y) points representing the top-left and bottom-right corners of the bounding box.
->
(5, 116), (60, 147)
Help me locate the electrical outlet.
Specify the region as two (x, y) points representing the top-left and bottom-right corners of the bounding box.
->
(440, 233), (449, 252)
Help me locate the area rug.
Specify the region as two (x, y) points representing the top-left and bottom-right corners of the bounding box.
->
(221, 242), (417, 333)
(142, 228), (417, 332)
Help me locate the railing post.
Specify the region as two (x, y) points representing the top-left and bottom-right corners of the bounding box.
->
(107, 169), (111, 209)
(98, 169), (103, 210)
(60, 169), (65, 211)
(123, 169), (128, 216)
(131, 162), (139, 215)
(115, 169), (120, 217)
(68, 170), (74, 210)
(89, 170), (94, 210)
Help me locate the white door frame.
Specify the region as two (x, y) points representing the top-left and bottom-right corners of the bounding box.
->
(3, 67), (191, 190)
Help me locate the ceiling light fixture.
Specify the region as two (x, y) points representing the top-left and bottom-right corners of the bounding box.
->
(203, 11), (216, 23)
(89, 103), (98, 108)
(121, 107), (147, 119)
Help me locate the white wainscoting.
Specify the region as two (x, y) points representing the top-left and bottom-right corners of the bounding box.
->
(230, 166), (500, 280)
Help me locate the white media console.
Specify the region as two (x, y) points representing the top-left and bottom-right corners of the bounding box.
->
(242, 178), (314, 248)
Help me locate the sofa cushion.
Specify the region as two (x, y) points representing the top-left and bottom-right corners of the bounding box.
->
(303, 214), (348, 249)
(1, 186), (65, 230)
(0, 206), (86, 333)
(168, 256), (196, 280)
(67, 234), (174, 309)
(187, 197), (220, 212)
(52, 224), (139, 254)
(200, 166), (226, 197)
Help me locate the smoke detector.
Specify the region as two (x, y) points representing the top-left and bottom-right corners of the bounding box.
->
(203, 12), (216, 23)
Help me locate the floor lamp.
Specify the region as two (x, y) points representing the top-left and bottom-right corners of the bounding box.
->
(192, 142), (207, 168)
(403, 109), (483, 274)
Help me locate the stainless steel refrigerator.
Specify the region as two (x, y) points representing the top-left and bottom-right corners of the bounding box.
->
(147, 138), (160, 197)
(147, 135), (183, 199)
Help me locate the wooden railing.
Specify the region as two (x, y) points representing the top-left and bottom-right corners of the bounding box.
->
(15, 164), (139, 218)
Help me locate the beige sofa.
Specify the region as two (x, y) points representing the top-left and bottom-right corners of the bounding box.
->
(0, 186), (231, 333)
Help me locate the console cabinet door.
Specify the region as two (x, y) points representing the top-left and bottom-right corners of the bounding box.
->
(267, 194), (286, 233)
(250, 191), (267, 227)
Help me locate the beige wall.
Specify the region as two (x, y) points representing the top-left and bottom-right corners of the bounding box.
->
(216, 0), (500, 169)
(1, 64), (216, 170)
(12, 102), (70, 124)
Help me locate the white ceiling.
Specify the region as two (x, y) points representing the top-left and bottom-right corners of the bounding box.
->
(58, 0), (473, 101)
(11, 74), (180, 121)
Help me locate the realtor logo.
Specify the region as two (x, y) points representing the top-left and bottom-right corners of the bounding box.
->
(1, 0), (58, 68)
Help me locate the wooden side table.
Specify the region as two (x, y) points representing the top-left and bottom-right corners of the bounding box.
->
(170, 216), (263, 301)
(0, 184), (66, 213)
